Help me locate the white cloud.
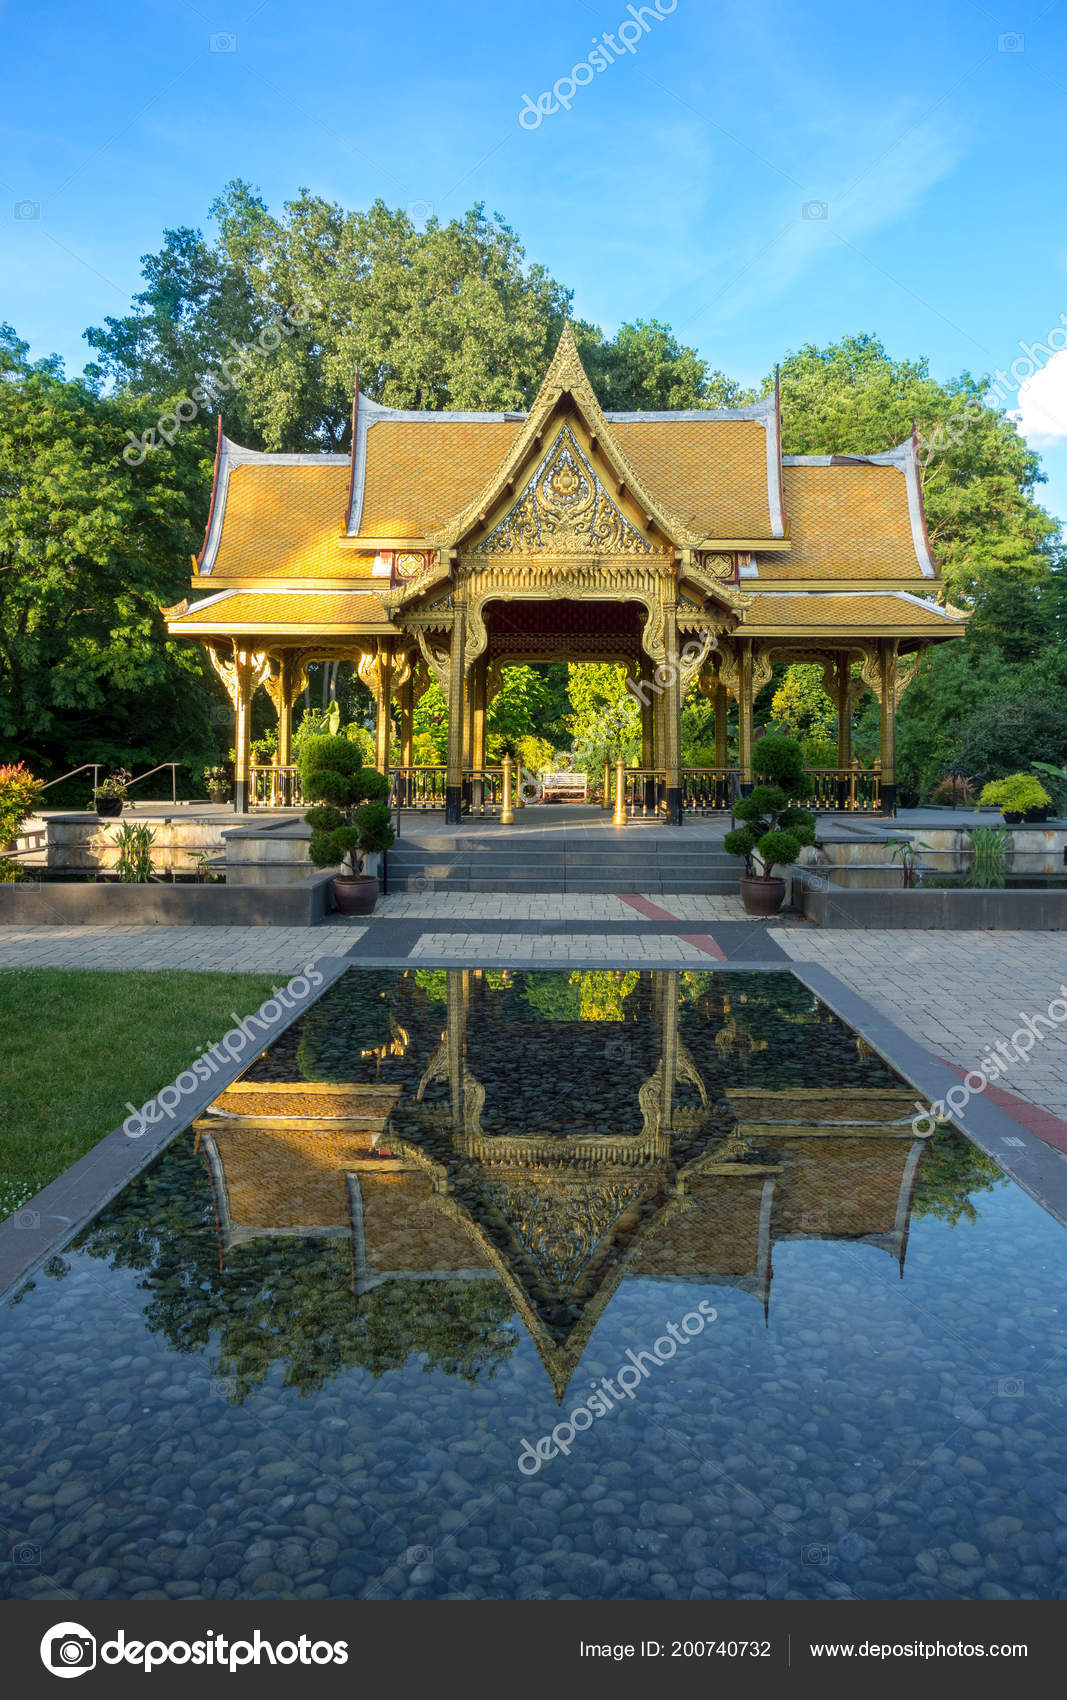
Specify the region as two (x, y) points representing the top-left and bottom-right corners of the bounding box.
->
(1011, 349), (1067, 445)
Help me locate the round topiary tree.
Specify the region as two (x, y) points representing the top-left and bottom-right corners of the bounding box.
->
(298, 735), (395, 879)
(723, 735), (816, 913)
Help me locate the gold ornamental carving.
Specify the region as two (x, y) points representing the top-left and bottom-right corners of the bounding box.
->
(475, 424), (654, 557)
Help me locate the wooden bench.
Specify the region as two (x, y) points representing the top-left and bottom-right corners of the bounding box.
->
(541, 770), (588, 803)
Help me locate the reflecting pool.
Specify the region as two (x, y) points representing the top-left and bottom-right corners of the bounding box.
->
(2, 968), (1066, 1602)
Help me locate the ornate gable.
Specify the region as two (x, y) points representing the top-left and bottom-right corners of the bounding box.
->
(476, 422), (654, 558)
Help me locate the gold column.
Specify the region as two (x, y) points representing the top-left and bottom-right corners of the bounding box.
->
(715, 679), (729, 769)
(836, 655), (853, 771)
(471, 655), (487, 772)
(879, 640), (898, 813)
(375, 641), (394, 776)
(233, 649), (256, 815)
(662, 591), (683, 824)
(399, 676), (414, 770)
(445, 585), (467, 824)
(737, 639), (755, 791)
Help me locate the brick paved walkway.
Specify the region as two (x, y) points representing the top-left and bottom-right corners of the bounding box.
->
(0, 925), (361, 973)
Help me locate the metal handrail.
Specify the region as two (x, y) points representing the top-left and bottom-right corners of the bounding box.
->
(123, 763), (181, 804)
(39, 763), (102, 794)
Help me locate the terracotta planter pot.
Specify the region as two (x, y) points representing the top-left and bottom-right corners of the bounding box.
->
(333, 874), (379, 915)
(94, 796), (123, 818)
(739, 874), (787, 917)
(208, 787), (230, 805)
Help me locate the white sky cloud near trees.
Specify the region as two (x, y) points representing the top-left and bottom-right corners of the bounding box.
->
(1012, 349), (1067, 445)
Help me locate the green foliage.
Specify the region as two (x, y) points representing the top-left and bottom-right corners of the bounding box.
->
(771, 664), (837, 743)
(978, 774), (1051, 813)
(94, 766), (132, 800)
(111, 822), (155, 882)
(773, 332), (1057, 603)
(725, 745), (815, 877)
(911, 1129), (1005, 1227)
(566, 663), (641, 773)
(0, 762), (43, 844)
(965, 826), (1008, 888)
(0, 325), (217, 777)
(298, 734), (394, 871)
(751, 733), (810, 796)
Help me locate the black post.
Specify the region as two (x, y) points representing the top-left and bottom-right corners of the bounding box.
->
(445, 786), (463, 824)
(666, 785), (683, 826)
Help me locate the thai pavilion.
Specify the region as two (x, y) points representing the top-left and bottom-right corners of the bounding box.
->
(165, 325), (967, 818)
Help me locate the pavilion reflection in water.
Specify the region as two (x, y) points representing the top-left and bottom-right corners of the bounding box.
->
(195, 969), (929, 1399)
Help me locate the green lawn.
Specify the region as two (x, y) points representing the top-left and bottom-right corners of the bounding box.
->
(0, 969), (280, 1219)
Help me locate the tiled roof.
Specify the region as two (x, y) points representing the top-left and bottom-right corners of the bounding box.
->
(202, 457), (376, 579)
(742, 592), (963, 631)
(611, 418), (775, 538)
(755, 459), (932, 578)
(171, 590), (391, 631)
(357, 419), (521, 537)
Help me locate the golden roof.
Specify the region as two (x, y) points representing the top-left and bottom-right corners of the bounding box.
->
(203, 462), (373, 580)
(359, 419), (521, 538)
(756, 461), (932, 579)
(170, 589), (393, 635)
(613, 418), (774, 539)
(742, 591), (963, 634)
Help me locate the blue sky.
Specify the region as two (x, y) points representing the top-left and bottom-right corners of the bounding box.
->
(4, 0), (1067, 523)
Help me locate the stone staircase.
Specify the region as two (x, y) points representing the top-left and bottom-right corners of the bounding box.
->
(384, 829), (740, 895)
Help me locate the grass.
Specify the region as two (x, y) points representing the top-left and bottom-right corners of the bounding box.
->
(0, 969), (280, 1219)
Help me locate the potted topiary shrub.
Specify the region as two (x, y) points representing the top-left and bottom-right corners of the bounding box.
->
(978, 774), (1051, 825)
(298, 735), (395, 914)
(723, 734), (816, 917)
(92, 768), (131, 818)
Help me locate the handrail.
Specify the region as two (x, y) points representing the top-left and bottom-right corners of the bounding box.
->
(39, 763), (102, 794)
(123, 763), (180, 804)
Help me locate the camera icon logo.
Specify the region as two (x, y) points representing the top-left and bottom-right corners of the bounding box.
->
(802, 1542), (831, 1566)
(997, 32), (1024, 52)
(210, 31), (237, 52)
(14, 200), (41, 220)
(40, 1623), (96, 1679)
(407, 200), (435, 224)
(802, 200), (829, 221)
(604, 1037), (630, 1061)
(996, 1376), (1024, 1397)
(11, 1542), (42, 1565)
(14, 1208), (41, 1231)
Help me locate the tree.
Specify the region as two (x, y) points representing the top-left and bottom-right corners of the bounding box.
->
(581, 319), (752, 412)
(772, 333), (1058, 603)
(0, 325), (219, 780)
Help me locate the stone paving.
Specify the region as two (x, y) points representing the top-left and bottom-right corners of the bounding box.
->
(408, 931), (719, 961)
(375, 892), (750, 920)
(772, 927), (1067, 1123)
(0, 925), (361, 973)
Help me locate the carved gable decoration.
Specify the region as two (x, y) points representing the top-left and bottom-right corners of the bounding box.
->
(475, 425), (653, 557)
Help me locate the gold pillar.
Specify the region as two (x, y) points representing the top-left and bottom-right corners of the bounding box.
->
(662, 593), (683, 824)
(836, 655), (853, 771)
(375, 641), (394, 775)
(445, 586), (467, 823)
(399, 676), (414, 770)
(233, 649), (256, 814)
(879, 640), (898, 813)
(471, 655), (487, 772)
(737, 640), (755, 790)
(714, 679), (729, 769)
